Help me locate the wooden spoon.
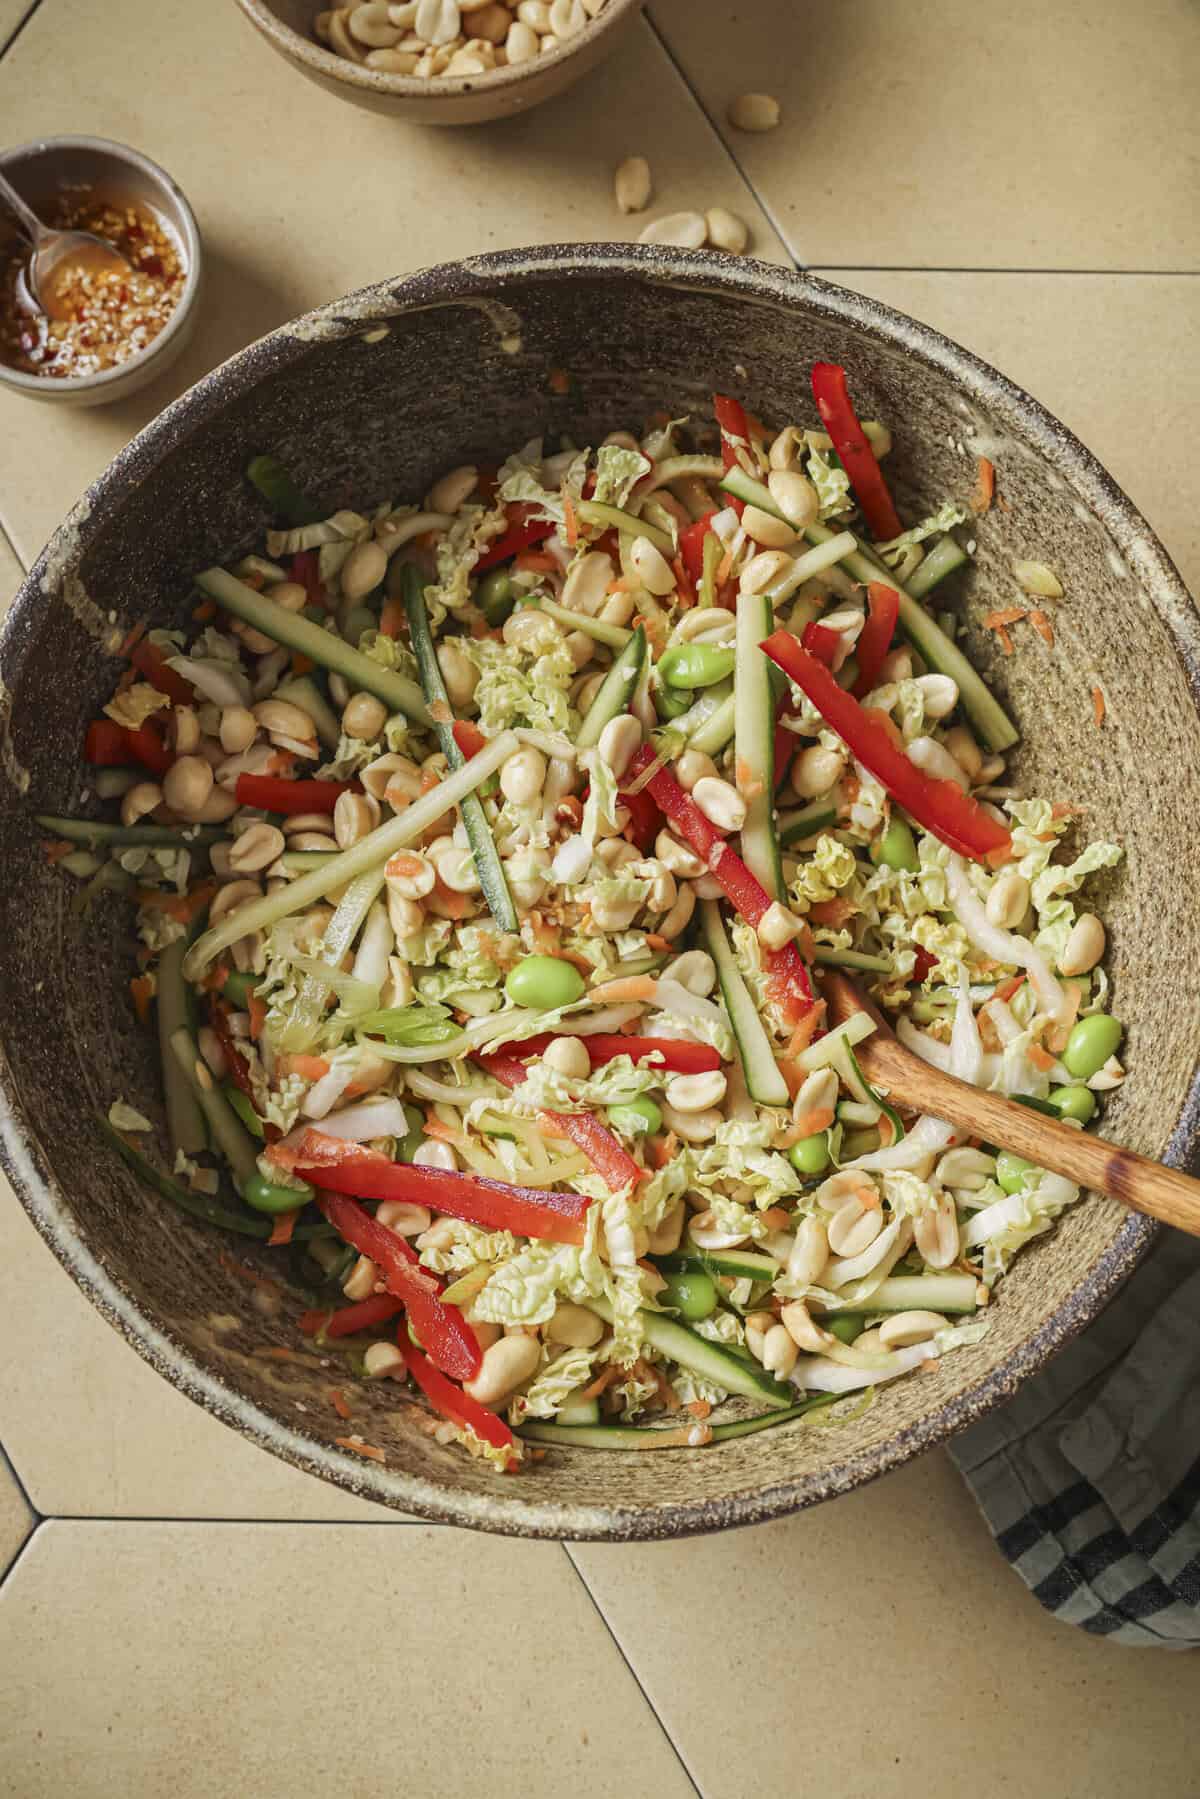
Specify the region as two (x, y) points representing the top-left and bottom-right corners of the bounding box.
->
(820, 970), (1200, 1236)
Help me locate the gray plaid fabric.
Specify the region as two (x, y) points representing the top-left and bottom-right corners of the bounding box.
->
(948, 1230), (1200, 1648)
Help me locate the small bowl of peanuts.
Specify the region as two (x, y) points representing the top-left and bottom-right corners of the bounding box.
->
(236, 0), (645, 124)
(0, 136), (202, 408)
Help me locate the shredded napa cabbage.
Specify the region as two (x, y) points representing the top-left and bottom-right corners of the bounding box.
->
(508, 1344), (599, 1425)
(962, 1169), (1080, 1284)
(806, 445), (853, 518)
(591, 444), (651, 509)
(463, 634), (576, 737)
(875, 501), (967, 568)
(103, 682), (169, 730)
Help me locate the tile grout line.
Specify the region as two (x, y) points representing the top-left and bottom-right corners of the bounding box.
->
(0, 1441), (41, 1522)
(0, 0), (44, 60)
(561, 1543), (706, 1799)
(0, 1515), (41, 1596)
(642, 11), (801, 268)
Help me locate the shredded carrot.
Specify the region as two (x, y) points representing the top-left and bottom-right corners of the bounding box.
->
(970, 457), (996, 514)
(116, 619), (148, 658)
(994, 974), (1026, 1003)
(715, 547), (734, 585)
(562, 488), (579, 549)
(643, 933), (671, 952)
(588, 974), (658, 1004)
(239, 570), (266, 591)
(578, 1365), (622, 1402)
(291, 652), (315, 675)
(632, 612), (668, 657)
(129, 974), (154, 1026)
(995, 626), (1015, 656)
(808, 896), (857, 928)
(760, 1206), (791, 1232)
(1045, 981), (1083, 1055)
(329, 1387), (352, 1421)
(418, 767), (442, 795)
(42, 838), (75, 864)
(133, 882), (216, 923)
(335, 1436), (386, 1463)
(526, 912), (561, 955)
(422, 1113), (459, 1142)
(1029, 609), (1054, 646)
(385, 851), (426, 879)
(268, 1209), (299, 1247)
(1050, 802), (1084, 820)
(191, 598), (217, 622)
(1091, 684), (1107, 727)
(648, 1129), (679, 1170)
(855, 1182), (882, 1211)
(671, 554), (695, 609)
(258, 1346), (298, 1361)
(1027, 1042), (1056, 1073)
(247, 993), (267, 1040)
(280, 1053), (330, 1081)
(984, 607), (1026, 629)
(430, 876), (473, 920)
(379, 598), (405, 638)
(217, 1250), (282, 1293)
(555, 794), (583, 830)
(786, 1008), (823, 1058)
(548, 368), (570, 395)
(513, 550), (558, 574)
(686, 1399), (712, 1420)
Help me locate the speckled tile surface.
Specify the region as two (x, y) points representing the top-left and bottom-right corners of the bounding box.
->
(0, 1450), (34, 1578)
(0, 1522), (696, 1799)
(649, 0), (1200, 272)
(0, 0), (1197, 1792)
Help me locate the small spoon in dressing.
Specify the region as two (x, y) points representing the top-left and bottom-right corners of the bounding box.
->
(820, 969), (1200, 1237)
(0, 169), (131, 320)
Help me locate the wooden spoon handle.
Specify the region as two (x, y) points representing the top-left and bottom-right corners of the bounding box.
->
(858, 1031), (1200, 1236)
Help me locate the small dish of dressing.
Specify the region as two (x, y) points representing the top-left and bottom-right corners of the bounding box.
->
(0, 135), (202, 407)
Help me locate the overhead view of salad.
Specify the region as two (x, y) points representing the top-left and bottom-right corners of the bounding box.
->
(40, 368), (1126, 1474)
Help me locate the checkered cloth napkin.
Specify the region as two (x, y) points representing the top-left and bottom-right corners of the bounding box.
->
(948, 1229), (1200, 1647)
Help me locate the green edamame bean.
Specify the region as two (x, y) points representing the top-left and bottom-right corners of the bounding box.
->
(872, 816), (919, 872)
(504, 954), (586, 1010)
(222, 970), (259, 1008)
(243, 1170), (316, 1215)
(658, 643), (737, 690)
(826, 1314), (865, 1345)
(655, 684), (694, 721)
(661, 1269), (718, 1321)
(1062, 1014), (1123, 1080)
(995, 1151), (1036, 1195)
(788, 1133), (830, 1177)
(341, 606), (376, 646)
(1048, 1084), (1097, 1125)
(609, 1096), (663, 1136)
(224, 1085), (265, 1139)
(477, 567), (516, 626)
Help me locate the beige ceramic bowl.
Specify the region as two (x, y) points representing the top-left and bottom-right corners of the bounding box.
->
(235, 0), (645, 125)
(0, 136), (202, 409)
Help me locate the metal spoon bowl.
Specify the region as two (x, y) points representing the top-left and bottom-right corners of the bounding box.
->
(0, 166), (130, 320)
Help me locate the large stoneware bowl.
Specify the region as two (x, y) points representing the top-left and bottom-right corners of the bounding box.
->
(2, 248), (1198, 1539)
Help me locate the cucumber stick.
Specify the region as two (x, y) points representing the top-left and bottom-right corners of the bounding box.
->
(536, 598), (632, 649)
(575, 626), (647, 751)
(778, 798), (838, 846)
(713, 475), (1017, 754)
(157, 936), (206, 1159)
(195, 567), (431, 726)
(169, 1026), (260, 1195)
(735, 588), (783, 900)
(37, 816), (226, 853)
(699, 900), (789, 1107)
(800, 524), (1018, 753)
(586, 1298), (792, 1406)
(519, 1394), (837, 1450)
(656, 1248), (781, 1282)
(400, 566), (518, 933)
(906, 533), (967, 598)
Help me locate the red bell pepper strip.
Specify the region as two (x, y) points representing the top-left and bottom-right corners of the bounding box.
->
(679, 511), (719, 585)
(291, 550), (324, 610)
(494, 1034), (721, 1074)
(622, 746), (816, 1019)
(852, 582), (900, 698)
(234, 774), (358, 815)
(452, 719), (487, 760)
(128, 638), (196, 707)
(474, 504), (555, 573)
(283, 1129), (592, 1245)
(620, 782), (661, 853)
(314, 1190), (480, 1381)
(299, 1294), (403, 1339)
(85, 717), (174, 776)
(802, 621), (840, 666)
(759, 631), (1012, 864)
(810, 363), (902, 542)
(713, 393), (750, 515)
(911, 946), (937, 984)
(478, 1055), (645, 1191)
(397, 1339), (518, 1462)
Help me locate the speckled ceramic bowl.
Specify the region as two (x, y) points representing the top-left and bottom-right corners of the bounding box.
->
(2, 247), (1198, 1539)
(235, 0), (645, 126)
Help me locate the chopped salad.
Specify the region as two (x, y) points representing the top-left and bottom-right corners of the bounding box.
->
(42, 370), (1125, 1472)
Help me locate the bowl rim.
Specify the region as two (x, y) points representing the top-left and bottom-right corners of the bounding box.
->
(0, 133), (203, 397)
(2, 244), (1197, 1538)
(234, 0), (642, 101)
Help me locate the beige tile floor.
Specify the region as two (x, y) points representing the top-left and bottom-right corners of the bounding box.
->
(1, 0), (1198, 1793)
